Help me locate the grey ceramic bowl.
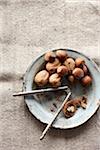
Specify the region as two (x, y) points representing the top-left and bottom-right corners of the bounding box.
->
(23, 49), (100, 129)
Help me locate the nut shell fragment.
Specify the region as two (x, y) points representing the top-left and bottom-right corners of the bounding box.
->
(63, 96), (87, 118)
(63, 101), (77, 118)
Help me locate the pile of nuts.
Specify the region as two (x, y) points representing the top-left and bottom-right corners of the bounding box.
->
(34, 50), (92, 118)
(34, 50), (92, 87)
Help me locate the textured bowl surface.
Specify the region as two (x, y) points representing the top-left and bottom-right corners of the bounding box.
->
(23, 49), (100, 129)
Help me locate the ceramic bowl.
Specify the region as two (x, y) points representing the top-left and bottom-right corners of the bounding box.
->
(23, 49), (100, 129)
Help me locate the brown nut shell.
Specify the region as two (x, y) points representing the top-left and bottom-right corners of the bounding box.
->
(75, 58), (85, 67)
(56, 50), (68, 61)
(80, 96), (87, 109)
(63, 97), (85, 118)
(72, 68), (84, 79)
(34, 70), (49, 86)
(49, 73), (61, 87)
(44, 51), (56, 62)
(81, 75), (92, 86)
(64, 58), (75, 73)
(63, 101), (77, 118)
(46, 58), (61, 74)
(57, 65), (68, 76)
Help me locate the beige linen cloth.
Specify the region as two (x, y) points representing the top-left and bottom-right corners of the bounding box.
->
(0, 1), (100, 150)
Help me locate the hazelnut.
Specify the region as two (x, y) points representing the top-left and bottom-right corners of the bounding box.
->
(49, 73), (61, 87)
(34, 70), (49, 86)
(81, 102), (87, 109)
(64, 58), (75, 73)
(72, 68), (84, 79)
(68, 75), (75, 83)
(75, 58), (85, 67)
(81, 75), (92, 86)
(56, 50), (67, 62)
(46, 58), (61, 74)
(57, 65), (68, 76)
(82, 64), (88, 75)
(44, 51), (56, 63)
